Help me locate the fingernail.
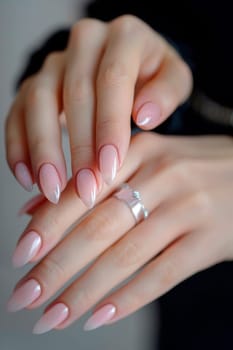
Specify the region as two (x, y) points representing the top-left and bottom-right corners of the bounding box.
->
(14, 162), (33, 192)
(76, 169), (97, 208)
(7, 279), (41, 312)
(18, 194), (46, 216)
(39, 163), (61, 204)
(12, 231), (42, 268)
(136, 102), (161, 128)
(99, 145), (119, 185)
(33, 303), (69, 335)
(83, 304), (116, 331)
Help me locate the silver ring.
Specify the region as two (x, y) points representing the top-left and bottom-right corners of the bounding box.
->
(113, 183), (149, 224)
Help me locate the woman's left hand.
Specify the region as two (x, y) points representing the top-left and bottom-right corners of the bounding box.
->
(7, 132), (233, 334)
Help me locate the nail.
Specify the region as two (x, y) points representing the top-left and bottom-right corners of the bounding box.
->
(14, 162), (33, 192)
(99, 145), (119, 185)
(136, 102), (161, 128)
(18, 194), (46, 216)
(12, 231), (42, 268)
(39, 163), (61, 204)
(7, 279), (41, 312)
(33, 303), (69, 335)
(83, 304), (116, 331)
(76, 169), (97, 208)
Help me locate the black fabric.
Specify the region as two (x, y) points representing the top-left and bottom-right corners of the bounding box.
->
(15, 1), (233, 348)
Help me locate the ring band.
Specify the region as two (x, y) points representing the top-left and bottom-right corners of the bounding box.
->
(113, 183), (149, 224)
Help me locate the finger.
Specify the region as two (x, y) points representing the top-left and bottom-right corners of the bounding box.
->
(10, 133), (148, 269)
(5, 83), (34, 191)
(96, 17), (165, 185)
(96, 230), (216, 327)
(30, 195), (201, 334)
(24, 52), (67, 204)
(133, 51), (193, 130)
(64, 19), (107, 208)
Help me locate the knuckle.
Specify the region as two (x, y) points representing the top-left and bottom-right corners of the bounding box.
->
(111, 14), (140, 33)
(43, 51), (62, 69)
(84, 209), (116, 243)
(38, 255), (66, 287)
(98, 61), (129, 88)
(191, 190), (212, 217)
(70, 18), (103, 43)
(76, 287), (95, 307)
(113, 240), (142, 269)
(96, 118), (122, 136)
(70, 144), (94, 166)
(65, 77), (92, 104)
(25, 81), (47, 109)
(159, 259), (178, 288)
(169, 160), (192, 184)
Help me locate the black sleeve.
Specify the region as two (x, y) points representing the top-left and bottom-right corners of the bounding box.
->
(86, 0), (196, 72)
(16, 29), (70, 89)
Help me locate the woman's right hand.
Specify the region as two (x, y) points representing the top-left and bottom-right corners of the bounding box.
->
(5, 15), (193, 207)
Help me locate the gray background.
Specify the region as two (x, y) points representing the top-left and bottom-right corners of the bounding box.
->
(0, 1), (159, 349)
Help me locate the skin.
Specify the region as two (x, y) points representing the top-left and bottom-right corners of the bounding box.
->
(4, 15), (192, 205)
(8, 133), (233, 331)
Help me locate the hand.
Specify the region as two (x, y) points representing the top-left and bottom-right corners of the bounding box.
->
(8, 132), (233, 334)
(5, 15), (192, 207)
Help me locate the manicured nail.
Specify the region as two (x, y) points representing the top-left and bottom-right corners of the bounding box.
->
(39, 163), (61, 204)
(83, 304), (116, 331)
(76, 169), (97, 208)
(136, 102), (161, 128)
(7, 279), (41, 312)
(99, 145), (119, 185)
(12, 231), (42, 268)
(14, 162), (33, 192)
(33, 303), (69, 335)
(18, 194), (46, 216)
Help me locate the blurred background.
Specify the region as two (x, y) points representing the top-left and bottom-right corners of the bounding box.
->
(0, 1), (158, 349)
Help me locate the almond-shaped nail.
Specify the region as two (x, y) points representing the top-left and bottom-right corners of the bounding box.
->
(39, 163), (61, 204)
(83, 304), (116, 331)
(12, 231), (42, 268)
(33, 303), (69, 335)
(136, 102), (161, 128)
(18, 194), (46, 216)
(7, 279), (41, 312)
(76, 169), (97, 208)
(99, 145), (119, 185)
(14, 162), (33, 192)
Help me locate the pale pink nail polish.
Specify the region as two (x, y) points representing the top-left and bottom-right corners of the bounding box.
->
(136, 102), (161, 128)
(7, 279), (41, 312)
(12, 231), (42, 268)
(18, 194), (46, 216)
(83, 304), (116, 331)
(14, 162), (33, 192)
(39, 163), (61, 204)
(33, 303), (69, 334)
(76, 169), (97, 208)
(99, 145), (119, 185)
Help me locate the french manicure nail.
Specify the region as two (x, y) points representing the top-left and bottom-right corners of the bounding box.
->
(99, 145), (119, 185)
(83, 304), (116, 331)
(14, 162), (33, 192)
(12, 231), (42, 268)
(18, 194), (46, 216)
(39, 163), (61, 204)
(136, 102), (161, 128)
(76, 169), (97, 208)
(7, 279), (41, 312)
(33, 303), (69, 335)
